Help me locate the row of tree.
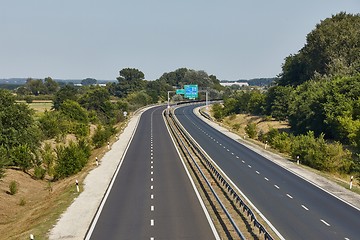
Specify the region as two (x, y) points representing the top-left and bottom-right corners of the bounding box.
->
(213, 12), (360, 175)
(0, 67), (224, 180)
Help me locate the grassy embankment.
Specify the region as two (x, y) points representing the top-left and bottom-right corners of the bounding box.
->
(0, 100), (126, 239)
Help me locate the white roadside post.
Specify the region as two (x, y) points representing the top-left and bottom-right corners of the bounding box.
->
(265, 141), (268, 149)
(350, 176), (353, 189)
(30, 234), (34, 240)
(95, 157), (99, 166)
(107, 141), (110, 150)
(297, 156), (300, 165)
(76, 179), (79, 193)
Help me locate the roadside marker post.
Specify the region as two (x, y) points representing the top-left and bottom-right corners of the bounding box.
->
(350, 176), (353, 189)
(76, 179), (79, 193)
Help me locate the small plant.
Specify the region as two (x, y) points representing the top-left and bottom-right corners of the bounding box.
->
(245, 123), (257, 139)
(232, 123), (241, 131)
(34, 166), (46, 180)
(9, 180), (18, 195)
(19, 197), (26, 206)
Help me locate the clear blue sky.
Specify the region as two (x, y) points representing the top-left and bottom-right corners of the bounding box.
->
(1, 0), (359, 81)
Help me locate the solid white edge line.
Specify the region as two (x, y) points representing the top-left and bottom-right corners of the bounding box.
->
(163, 110), (221, 240)
(84, 106), (149, 240)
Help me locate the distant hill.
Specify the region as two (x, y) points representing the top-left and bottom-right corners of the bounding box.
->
(0, 78), (116, 85)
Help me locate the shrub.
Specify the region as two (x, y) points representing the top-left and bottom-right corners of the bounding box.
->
(25, 96), (33, 103)
(19, 197), (26, 206)
(92, 125), (115, 148)
(54, 140), (91, 180)
(34, 166), (46, 180)
(232, 123), (241, 131)
(245, 123), (257, 139)
(212, 103), (224, 121)
(229, 114), (236, 120)
(9, 181), (18, 195)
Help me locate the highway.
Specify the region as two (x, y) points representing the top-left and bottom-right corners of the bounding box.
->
(87, 106), (217, 240)
(175, 104), (360, 240)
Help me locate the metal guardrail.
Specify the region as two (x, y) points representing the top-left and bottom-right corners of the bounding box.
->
(166, 112), (246, 239)
(168, 110), (274, 240)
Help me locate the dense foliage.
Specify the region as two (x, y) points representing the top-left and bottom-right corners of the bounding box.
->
(212, 13), (360, 176)
(278, 12), (360, 86)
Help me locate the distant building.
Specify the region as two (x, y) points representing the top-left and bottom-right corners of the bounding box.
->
(220, 82), (249, 87)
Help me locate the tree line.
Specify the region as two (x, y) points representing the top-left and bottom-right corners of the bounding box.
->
(0, 68), (224, 180)
(212, 12), (360, 176)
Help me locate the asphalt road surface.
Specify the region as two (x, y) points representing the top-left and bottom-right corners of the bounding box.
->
(87, 106), (217, 240)
(175, 104), (360, 240)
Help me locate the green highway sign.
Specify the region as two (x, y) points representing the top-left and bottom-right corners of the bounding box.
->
(176, 89), (185, 95)
(184, 85), (198, 99)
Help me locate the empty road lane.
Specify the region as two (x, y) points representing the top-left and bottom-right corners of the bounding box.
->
(87, 106), (218, 240)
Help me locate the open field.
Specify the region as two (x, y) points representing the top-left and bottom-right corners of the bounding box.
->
(16, 100), (53, 113)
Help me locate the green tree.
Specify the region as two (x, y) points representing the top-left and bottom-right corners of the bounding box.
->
(44, 77), (59, 94)
(78, 86), (114, 124)
(117, 68), (145, 97)
(54, 140), (91, 179)
(266, 86), (294, 120)
(10, 145), (34, 172)
(26, 78), (47, 95)
(59, 100), (89, 123)
(81, 78), (97, 86)
(53, 85), (78, 110)
(278, 12), (360, 86)
(0, 89), (41, 151)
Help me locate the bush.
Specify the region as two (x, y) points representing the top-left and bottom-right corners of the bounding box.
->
(54, 140), (91, 180)
(212, 103), (224, 121)
(232, 123), (241, 131)
(24, 96), (33, 103)
(9, 181), (18, 195)
(34, 166), (46, 180)
(19, 197), (26, 206)
(245, 123), (257, 139)
(92, 125), (115, 148)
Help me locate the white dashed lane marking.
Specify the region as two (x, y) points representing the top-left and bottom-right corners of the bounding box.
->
(320, 219), (330, 226)
(286, 194), (293, 199)
(151, 194), (154, 199)
(256, 171), (260, 174)
(301, 205), (309, 211)
(151, 206), (154, 211)
(151, 219), (154, 226)
(264, 177), (269, 181)
(274, 185), (280, 189)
